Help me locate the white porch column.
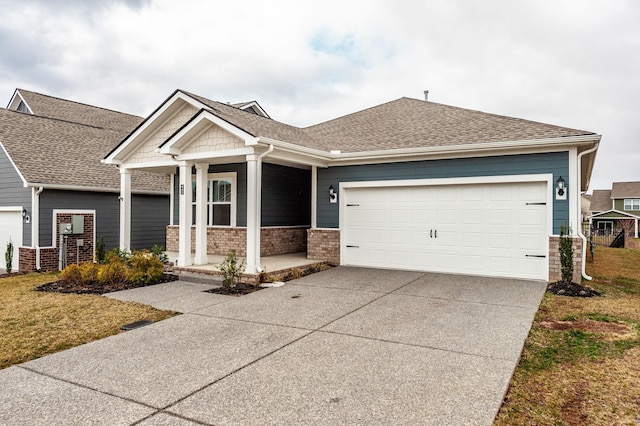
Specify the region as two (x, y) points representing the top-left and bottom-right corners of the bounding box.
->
(245, 154), (258, 274)
(119, 168), (132, 251)
(194, 163), (208, 265)
(177, 163), (193, 267)
(311, 165), (317, 228)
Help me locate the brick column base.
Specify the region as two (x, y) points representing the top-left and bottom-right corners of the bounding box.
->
(307, 228), (340, 266)
(548, 236), (583, 283)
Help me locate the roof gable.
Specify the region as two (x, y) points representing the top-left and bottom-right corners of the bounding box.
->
(611, 181), (640, 198)
(0, 106), (165, 193)
(590, 189), (613, 212)
(12, 89), (143, 131)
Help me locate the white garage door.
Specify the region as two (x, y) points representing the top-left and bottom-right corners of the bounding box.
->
(343, 181), (548, 280)
(0, 210), (23, 271)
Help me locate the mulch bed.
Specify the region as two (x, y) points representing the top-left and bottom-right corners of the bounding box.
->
(35, 273), (180, 295)
(205, 282), (262, 296)
(546, 281), (601, 297)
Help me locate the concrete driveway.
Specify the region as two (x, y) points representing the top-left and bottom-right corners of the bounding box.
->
(0, 267), (546, 425)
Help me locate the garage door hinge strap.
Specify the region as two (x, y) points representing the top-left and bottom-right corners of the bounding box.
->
(525, 254), (546, 258)
(526, 202), (546, 205)
(347, 204), (360, 207)
(346, 245), (360, 248)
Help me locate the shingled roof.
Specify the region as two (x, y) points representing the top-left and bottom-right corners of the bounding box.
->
(303, 97), (595, 152)
(590, 189), (613, 212)
(178, 92), (597, 154)
(15, 89), (143, 132)
(611, 181), (640, 198)
(0, 92), (167, 193)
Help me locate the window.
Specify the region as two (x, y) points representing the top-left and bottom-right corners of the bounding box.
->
(192, 173), (236, 226)
(624, 199), (640, 211)
(17, 101), (30, 114)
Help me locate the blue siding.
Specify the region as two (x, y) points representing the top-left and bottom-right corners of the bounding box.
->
(262, 163), (311, 226)
(0, 146), (31, 245)
(317, 152), (570, 234)
(40, 190), (169, 250)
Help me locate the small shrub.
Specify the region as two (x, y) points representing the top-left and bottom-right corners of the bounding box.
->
(218, 250), (246, 288)
(559, 225), (574, 283)
(151, 244), (169, 264)
(79, 262), (99, 283)
(105, 248), (130, 263)
(4, 239), (13, 273)
(128, 250), (163, 285)
(95, 237), (106, 264)
(59, 263), (83, 284)
(97, 260), (128, 286)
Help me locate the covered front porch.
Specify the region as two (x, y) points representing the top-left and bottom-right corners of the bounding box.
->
(103, 90), (331, 276)
(166, 251), (330, 284)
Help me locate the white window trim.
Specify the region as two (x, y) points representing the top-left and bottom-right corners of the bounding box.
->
(192, 172), (236, 227)
(624, 199), (640, 211)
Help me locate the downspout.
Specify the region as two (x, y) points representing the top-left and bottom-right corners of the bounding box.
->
(255, 144), (274, 273)
(32, 186), (43, 270)
(577, 143), (599, 281)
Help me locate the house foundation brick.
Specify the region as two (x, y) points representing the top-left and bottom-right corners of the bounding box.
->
(18, 247), (59, 272)
(166, 226), (308, 256)
(307, 228), (340, 265)
(548, 236), (583, 283)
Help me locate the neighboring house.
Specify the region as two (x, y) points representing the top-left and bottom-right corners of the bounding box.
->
(581, 194), (591, 222)
(104, 90), (601, 282)
(0, 89), (170, 272)
(589, 182), (640, 237)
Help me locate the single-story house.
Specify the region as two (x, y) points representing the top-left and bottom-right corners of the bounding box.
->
(104, 89), (601, 282)
(589, 182), (640, 237)
(0, 89), (170, 272)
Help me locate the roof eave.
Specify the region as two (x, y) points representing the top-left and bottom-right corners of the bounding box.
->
(327, 134), (601, 165)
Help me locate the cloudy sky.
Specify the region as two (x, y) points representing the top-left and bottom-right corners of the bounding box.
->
(1, 0), (638, 192)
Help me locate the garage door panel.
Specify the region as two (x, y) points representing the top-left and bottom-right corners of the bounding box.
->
(343, 182), (548, 280)
(0, 211), (23, 271)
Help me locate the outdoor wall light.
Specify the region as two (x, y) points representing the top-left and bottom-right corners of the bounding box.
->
(22, 208), (30, 223)
(329, 185), (337, 203)
(555, 176), (567, 200)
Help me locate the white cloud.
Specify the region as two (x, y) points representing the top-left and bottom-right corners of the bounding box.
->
(0, 0), (638, 190)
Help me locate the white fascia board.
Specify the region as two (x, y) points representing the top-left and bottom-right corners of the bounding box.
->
(7, 90), (32, 113)
(257, 137), (331, 164)
(26, 183), (169, 195)
(117, 160), (178, 170)
(590, 209), (640, 219)
(159, 110), (257, 155)
(239, 101), (270, 118)
(329, 134), (601, 165)
(107, 91), (208, 162)
(176, 147), (255, 162)
(0, 141), (28, 187)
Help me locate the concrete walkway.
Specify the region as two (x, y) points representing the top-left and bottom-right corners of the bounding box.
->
(0, 267), (546, 425)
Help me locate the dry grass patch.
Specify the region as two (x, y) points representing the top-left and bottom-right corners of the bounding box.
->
(495, 246), (640, 425)
(0, 273), (177, 370)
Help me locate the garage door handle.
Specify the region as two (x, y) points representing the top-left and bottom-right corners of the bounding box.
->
(435, 230), (437, 238)
(430, 230), (432, 238)
(346, 245), (359, 248)
(526, 202), (547, 205)
(526, 254), (546, 258)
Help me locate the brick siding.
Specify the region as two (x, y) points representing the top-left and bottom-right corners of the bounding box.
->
(19, 247), (59, 272)
(307, 228), (340, 265)
(166, 226), (308, 256)
(548, 236), (583, 283)
(16, 212), (94, 273)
